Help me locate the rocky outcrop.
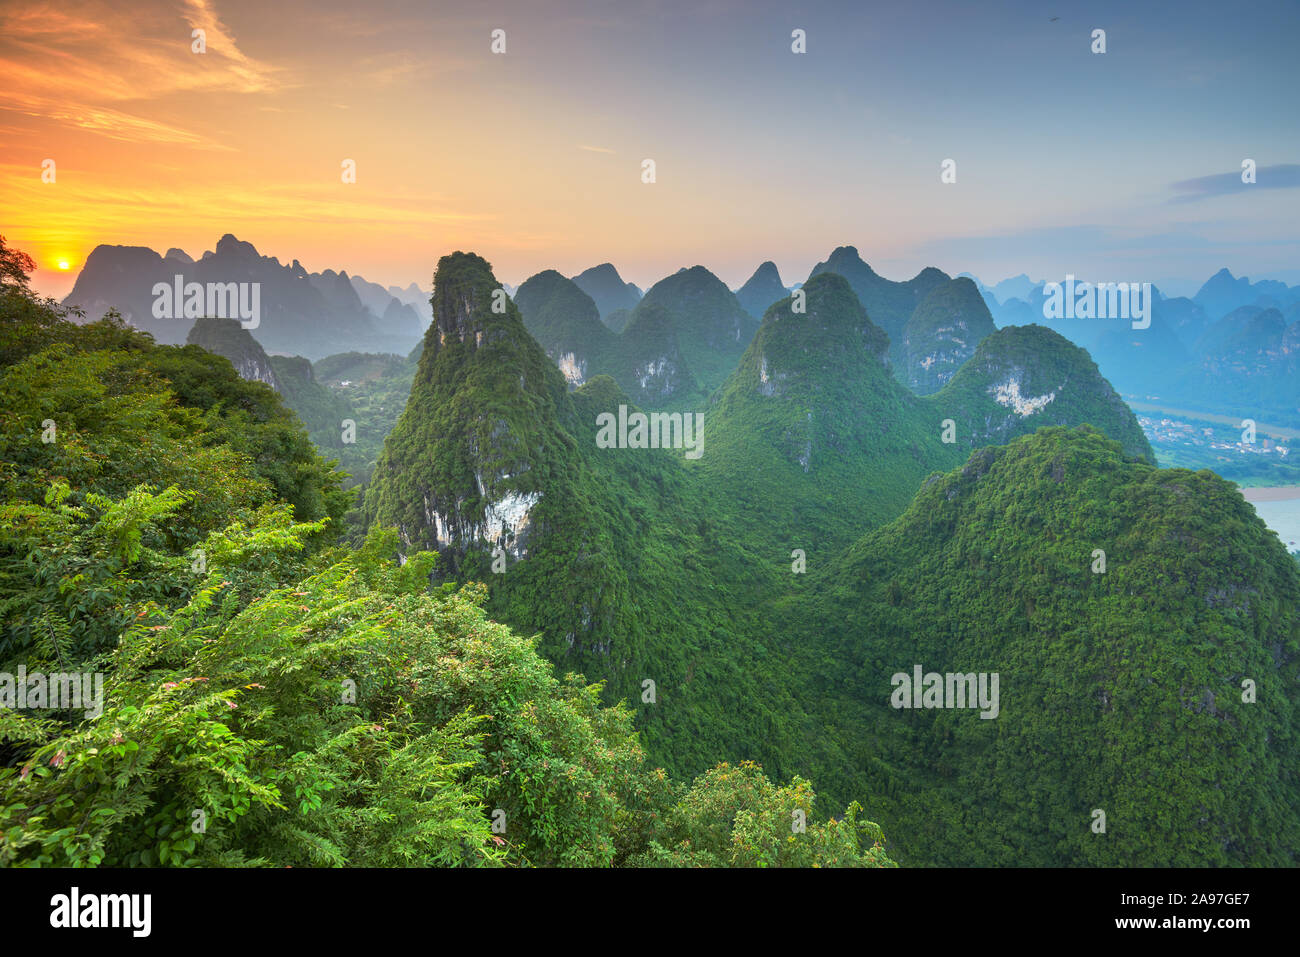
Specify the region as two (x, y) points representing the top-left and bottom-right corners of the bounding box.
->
(902, 277), (997, 394)
(185, 316), (282, 391)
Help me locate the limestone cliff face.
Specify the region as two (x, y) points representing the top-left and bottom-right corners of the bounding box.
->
(930, 324), (1155, 463)
(186, 317), (283, 391)
(902, 277), (996, 395)
(366, 252), (577, 566)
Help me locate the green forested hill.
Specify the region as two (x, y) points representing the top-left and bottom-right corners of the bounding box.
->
(623, 265), (759, 400)
(787, 426), (1299, 865)
(513, 269), (618, 384)
(928, 324), (1155, 463)
(700, 272), (956, 552)
(0, 242), (892, 868)
(362, 253), (808, 776)
(10, 229), (1297, 868)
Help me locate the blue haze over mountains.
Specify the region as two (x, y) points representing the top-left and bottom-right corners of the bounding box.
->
(62, 234), (1300, 427)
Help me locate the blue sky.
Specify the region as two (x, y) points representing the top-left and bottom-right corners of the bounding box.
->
(5, 0), (1297, 293)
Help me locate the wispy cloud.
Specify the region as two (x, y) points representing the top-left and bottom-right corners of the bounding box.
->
(578, 144), (616, 154)
(180, 0), (279, 94)
(1170, 164), (1300, 202)
(0, 0), (285, 146)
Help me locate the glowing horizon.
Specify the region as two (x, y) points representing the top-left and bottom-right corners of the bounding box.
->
(4, 0), (1299, 302)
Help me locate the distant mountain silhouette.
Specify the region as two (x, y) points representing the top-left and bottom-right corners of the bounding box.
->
(572, 263), (642, 323)
(734, 261), (788, 321)
(64, 234), (425, 359)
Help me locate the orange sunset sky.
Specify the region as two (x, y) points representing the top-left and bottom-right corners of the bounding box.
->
(3, 0), (1299, 300)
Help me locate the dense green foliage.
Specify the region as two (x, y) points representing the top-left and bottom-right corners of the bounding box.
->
(9, 232), (1297, 868)
(932, 324), (1155, 463)
(0, 248), (891, 868)
(356, 249), (1291, 868)
(786, 426), (1300, 865)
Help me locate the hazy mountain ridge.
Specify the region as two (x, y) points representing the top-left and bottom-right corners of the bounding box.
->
(734, 260), (789, 321)
(572, 262), (642, 324)
(64, 235), (426, 359)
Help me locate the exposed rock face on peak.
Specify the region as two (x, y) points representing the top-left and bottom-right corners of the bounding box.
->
(514, 269), (615, 388)
(366, 251), (572, 565)
(735, 261), (788, 321)
(931, 324), (1154, 463)
(902, 277), (997, 394)
(572, 263), (642, 323)
(63, 236), (425, 358)
(186, 316), (282, 391)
